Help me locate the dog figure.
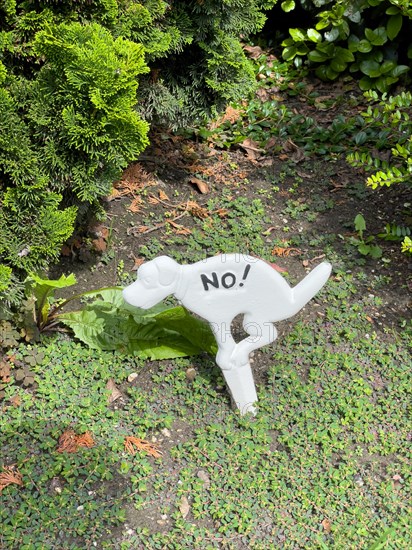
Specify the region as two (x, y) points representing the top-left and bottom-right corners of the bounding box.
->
(123, 254), (332, 414)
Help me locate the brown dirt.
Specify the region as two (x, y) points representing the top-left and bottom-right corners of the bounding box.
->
(53, 125), (411, 324)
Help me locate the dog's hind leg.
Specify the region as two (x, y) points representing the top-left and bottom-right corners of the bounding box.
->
(231, 315), (278, 368)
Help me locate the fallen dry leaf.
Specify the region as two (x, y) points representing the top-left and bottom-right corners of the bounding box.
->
(9, 395), (22, 407)
(239, 138), (265, 161)
(148, 195), (160, 205)
(197, 470), (210, 486)
(129, 197), (143, 213)
(209, 105), (243, 130)
(272, 246), (302, 257)
(265, 136), (278, 152)
(168, 221), (192, 235)
(0, 466), (23, 493)
(321, 518), (332, 534)
(215, 208), (228, 218)
(124, 436), (162, 458)
(179, 496), (190, 519)
(106, 378), (123, 404)
(91, 237), (107, 253)
(189, 177), (209, 194)
(282, 138), (305, 163)
(256, 88), (270, 102)
(57, 429), (95, 453)
(89, 224), (109, 240)
(131, 256), (145, 271)
(243, 44), (264, 59)
(0, 361), (11, 383)
(61, 244), (72, 257)
(159, 190), (169, 201)
(186, 201), (209, 219)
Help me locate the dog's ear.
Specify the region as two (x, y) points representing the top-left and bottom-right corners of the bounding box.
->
(155, 256), (179, 286)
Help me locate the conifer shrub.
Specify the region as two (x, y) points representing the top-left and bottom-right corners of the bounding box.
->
(0, 0), (277, 285)
(0, 17), (149, 279)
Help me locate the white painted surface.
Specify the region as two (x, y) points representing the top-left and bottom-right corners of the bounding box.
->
(123, 254), (332, 414)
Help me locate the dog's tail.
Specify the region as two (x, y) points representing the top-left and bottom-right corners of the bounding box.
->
(290, 262), (332, 314)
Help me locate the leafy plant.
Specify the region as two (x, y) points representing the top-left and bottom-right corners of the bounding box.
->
(347, 90), (412, 253)
(3, 272), (217, 359)
(348, 213), (382, 258)
(279, 0), (411, 92)
(58, 288), (217, 359)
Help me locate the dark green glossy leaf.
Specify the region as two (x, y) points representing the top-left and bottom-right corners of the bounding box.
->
(360, 60), (381, 78)
(387, 14), (403, 40)
(364, 27), (387, 46)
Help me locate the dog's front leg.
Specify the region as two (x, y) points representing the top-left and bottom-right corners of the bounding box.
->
(210, 318), (258, 414)
(231, 317), (278, 368)
(209, 319), (236, 371)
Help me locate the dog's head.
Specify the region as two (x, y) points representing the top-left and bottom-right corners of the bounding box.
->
(122, 256), (180, 309)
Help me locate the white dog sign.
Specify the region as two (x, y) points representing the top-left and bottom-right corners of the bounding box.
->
(123, 254), (332, 414)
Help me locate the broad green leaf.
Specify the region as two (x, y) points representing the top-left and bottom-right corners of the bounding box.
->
(82, 287), (129, 311)
(358, 243), (371, 255)
(294, 56), (303, 68)
(386, 6), (400, 15)
(380, 60), (396, 74)
(364, 27), (387, 46)
(315, 64), (339, 81)
(28, 273), (77, 302)
(307, 28), (322, 42)
(376, 76), (397, 93)
(282, 45), (297, 61)
(348, 34), (360, 52)
(296, 43), (309, 55)
(281, 0), (295, 13)
(360, 60), (381, 78)
(387, 14), (403, 40)
(358, 39), (372, 53)
(308, 49), (329, 63)
(316, 42), (334, 55)
(330, 58), (347, 73)
(335, 47), (355, 63)
(392, 65), (409, 78)
(154, 307), (217, 356)
(354, 131), (367, 145)
(315, 20), (330, 31)
(369, 245), (383, 259)
(289, 28), (306, 42)
(27, 273), (77, 324)
(354, 214), (366, 235)
(347, 11), (361, 23)
(58, 287), (217, 359)
(324, 27), (340, 42)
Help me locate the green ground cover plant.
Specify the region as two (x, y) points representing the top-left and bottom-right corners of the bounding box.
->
(1, 270), (410, 548)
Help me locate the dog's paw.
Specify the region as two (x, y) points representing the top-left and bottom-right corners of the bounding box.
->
(229, 346), (250, 369)
(216, 347), (236, 371)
